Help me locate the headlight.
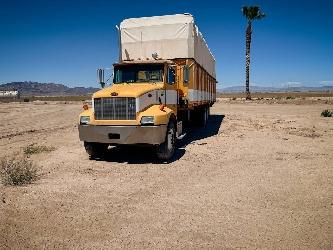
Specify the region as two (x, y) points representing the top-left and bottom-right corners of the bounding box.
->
(80, 116), (90, 124)
(140, 116), (154, 125)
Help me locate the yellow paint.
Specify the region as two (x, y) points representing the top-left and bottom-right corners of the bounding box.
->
(79, 105), (172, 126)
(138, 105), (173, 125)
(174, 58), (190, 100)
(79, 109), (93, 123)
(93, 83), (164, 98)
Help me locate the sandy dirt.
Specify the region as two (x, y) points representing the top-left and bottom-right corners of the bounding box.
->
(0, 99), (332, 249)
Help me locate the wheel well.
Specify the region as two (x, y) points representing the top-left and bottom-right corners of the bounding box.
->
(169, 113), (177, 130)
(169, 113), (176, 123)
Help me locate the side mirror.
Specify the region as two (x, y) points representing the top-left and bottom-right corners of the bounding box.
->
(167, 67), (175, 84)
(97, 68), (105, 88)
(183, 65), (189, 84)
(114, 69), (121, 83)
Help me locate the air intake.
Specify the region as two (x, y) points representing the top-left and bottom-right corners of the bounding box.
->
(94, 97), (136, 120)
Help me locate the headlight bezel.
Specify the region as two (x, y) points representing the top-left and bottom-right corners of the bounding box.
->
(140, 116), (154, 125)
(80, 116), (90, 125)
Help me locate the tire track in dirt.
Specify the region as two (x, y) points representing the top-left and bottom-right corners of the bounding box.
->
(0, 125), (74, 140)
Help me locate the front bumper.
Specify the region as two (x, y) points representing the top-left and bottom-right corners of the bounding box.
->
(78, 124), (167, 145)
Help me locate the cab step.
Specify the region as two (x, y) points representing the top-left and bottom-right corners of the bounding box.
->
(177, 133), (186, 140)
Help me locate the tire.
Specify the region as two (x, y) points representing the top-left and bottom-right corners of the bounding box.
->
(199, 106), (208, 127)
(84, 142), (109, 158)
(156, 120), (176, 161)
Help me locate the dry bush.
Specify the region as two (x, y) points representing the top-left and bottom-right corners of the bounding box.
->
(321, 110), (332, 117)
(24, 143), (55, 155)
(0, 156), (39, 186)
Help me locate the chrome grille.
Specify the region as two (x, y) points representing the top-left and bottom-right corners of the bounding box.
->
(94, 97), (136, 120)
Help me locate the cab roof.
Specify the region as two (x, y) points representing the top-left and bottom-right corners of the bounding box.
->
(113, 59), (173, 67)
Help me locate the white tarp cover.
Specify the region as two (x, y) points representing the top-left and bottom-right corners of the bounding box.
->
(120, 14), (216, 78)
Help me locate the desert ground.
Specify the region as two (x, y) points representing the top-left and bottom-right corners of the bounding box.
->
(0, 97), (332, 249)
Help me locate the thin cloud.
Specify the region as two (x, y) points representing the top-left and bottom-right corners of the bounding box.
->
(220, 80), (333, 88)
(281, 81), (303, 88)
(319, 80), (333, 85)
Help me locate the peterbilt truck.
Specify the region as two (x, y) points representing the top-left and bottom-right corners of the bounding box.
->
(78, 14), (216, 160)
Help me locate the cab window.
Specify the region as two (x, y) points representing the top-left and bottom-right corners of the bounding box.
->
(113, 64), (164, 83)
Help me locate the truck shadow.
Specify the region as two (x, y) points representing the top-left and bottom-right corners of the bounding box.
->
(178, 114), (224, 149)
(93, 114), (224, 164)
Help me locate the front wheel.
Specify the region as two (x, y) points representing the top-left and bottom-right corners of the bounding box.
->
(156, 121), (176, 161)
(84, 142), (109, 159)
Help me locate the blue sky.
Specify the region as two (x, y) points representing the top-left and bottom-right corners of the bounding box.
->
(0, 0), (332, 88)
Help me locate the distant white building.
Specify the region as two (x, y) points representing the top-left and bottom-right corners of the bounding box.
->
(0, 90), (20, 98)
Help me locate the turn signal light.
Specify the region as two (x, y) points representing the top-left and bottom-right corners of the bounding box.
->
(159, 104), (165, 111)
(83, 104), (89, 110)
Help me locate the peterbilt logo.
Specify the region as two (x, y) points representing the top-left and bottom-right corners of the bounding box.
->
(111, 92), (118, 96)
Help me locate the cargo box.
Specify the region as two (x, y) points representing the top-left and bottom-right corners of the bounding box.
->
(120, 13), (216, 78)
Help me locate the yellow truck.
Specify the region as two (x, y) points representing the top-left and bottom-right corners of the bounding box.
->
(78, 14), (216, 160)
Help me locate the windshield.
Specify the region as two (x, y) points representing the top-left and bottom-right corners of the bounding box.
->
(113, 64), (164, 83)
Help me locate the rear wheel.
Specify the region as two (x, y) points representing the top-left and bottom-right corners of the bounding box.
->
(199, 106), (208, 127)
(84, 142), (109, 158)
(156, 120), (176, 161)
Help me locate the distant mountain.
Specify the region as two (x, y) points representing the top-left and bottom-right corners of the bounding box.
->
(0, 81), (99, 96)
(2, 81), (332, 96)
(219, 85), (333, 93)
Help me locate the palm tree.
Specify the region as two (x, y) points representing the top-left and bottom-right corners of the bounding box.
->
(242, 6), (266, 100)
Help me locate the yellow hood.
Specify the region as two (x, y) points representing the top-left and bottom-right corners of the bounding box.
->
(93, 83), (164, 98)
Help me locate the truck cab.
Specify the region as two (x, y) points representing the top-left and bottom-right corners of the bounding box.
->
(79, 60), (179, 160)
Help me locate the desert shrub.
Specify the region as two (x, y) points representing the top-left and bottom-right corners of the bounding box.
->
(286, 96), (295, 100)
(24, 144), (55, 155)
(23, 98), (30, 102)
(321, 110), (333, 117)
(0, 156), (39, 186)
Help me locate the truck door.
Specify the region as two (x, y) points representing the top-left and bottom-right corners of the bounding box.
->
(165, 65), (178, 115)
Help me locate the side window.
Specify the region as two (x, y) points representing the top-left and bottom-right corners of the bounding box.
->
(167, 67), (175, 84)
(183, 65), (189, 85)
(114, 70), (122, 83)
